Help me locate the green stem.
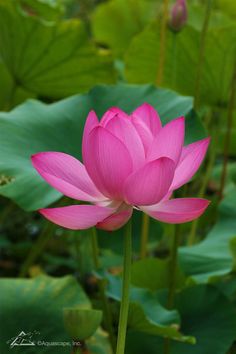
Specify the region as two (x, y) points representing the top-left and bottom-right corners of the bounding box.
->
(163, 337), (171, 354)
(156, 0), (169, 85)
(163, 225), (181, 354)
(74, 231), (82, 275)
(19, 222), (54, 277)
(91, 228), (116, 353)
(167, 225), (181, 308)
(140, 213), (150, 259)
(91, 228), (100, 269)
(188, 130), (217, 246)
(194, 0), (212, 110)
(171, 34), (178, 87)
(116, 220), (132, 354)
(219, 59), (236, 200)
(99, 280), (116, 352)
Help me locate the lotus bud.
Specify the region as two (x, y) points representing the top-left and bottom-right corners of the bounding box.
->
(169, 0), (187, 32)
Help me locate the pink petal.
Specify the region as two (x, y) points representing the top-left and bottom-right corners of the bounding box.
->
(100, 107), (129, 127)
(105, 115), (145, 169)
(31, 152), (103, 202)
(130, 119), (154, 154)
(170, 137), (210, 190)
(82, 111), (99, 161)
(97, 207), (133, 231)
(82, 110), (99, 164)
(142, 198), (210, 224)
(84, 126), (133, 200)
(160, 190), (173, 202)
(39, 205), (114, 230)
(124, 157), (175, 206)
(148, 117), (185, 164)
(132, 103), (162, 136)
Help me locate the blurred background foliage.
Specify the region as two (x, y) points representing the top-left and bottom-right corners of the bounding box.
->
(0, 0), (236, 353)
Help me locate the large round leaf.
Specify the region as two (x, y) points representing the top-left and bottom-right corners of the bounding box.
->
(92, 0), (161, 57)
(0, 275), (111, 354)
(0, 84), (204, 211)
(0, 0), (115, 99)
(0, 275), (90, 353)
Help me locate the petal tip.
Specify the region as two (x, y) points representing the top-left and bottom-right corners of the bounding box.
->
(140, 102), (152, 108)
(204, 136), (211, 145)
(163, 115), (185, 133)
(38, 208), (47, 217)
(197, 136), (211, 151)
(31, 151), (51, 160)
(200, 198), (211, 208)
(87, 109), (98, 118)
(175, 115), (185, 124)
(31, 152), (40, 160)
(84, 110), (99, 129)
(31, 152), (42, 167)
(31, 154), (36, 162)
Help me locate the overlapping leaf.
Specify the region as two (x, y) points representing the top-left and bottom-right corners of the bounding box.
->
(92, 0), (161, 57)
(179, 190), (236, 282)
(0, 275), (111, 354)
(0, 276), (88, 353)
(125, 22), (236, 106)
(126, 285), (236, 354)
(0, 0), (115, 99)
(104, 273), (195, 344)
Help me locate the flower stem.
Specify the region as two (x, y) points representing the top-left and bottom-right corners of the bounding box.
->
(194, 0), (212, 110)
(99, 280), (116, 352)
(219, 59), (236, 200)
(171, 34), (178, 87)
(91, 227), (100, 269)
(140, 213), (150, 259)
(167, 224), (181, 308)
(163, 224), (181, 354)
(116, 219), (132, 354)
(156, 0), (169, 85)
(188, 129), (217, 246)
(91, 228), (116, 352)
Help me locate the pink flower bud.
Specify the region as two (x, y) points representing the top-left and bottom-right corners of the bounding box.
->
(169, 0), (187, 32)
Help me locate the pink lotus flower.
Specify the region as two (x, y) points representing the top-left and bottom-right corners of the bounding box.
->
(31, 103), (210, 231)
